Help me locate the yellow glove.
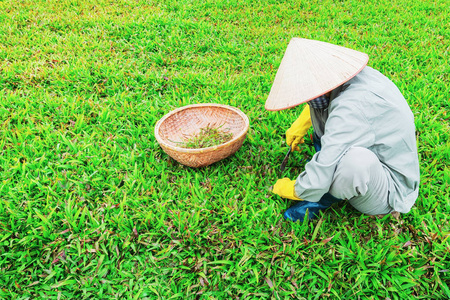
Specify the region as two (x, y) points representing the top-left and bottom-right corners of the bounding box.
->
(286, 105), (312, 151)
(272, 178), (303, 201)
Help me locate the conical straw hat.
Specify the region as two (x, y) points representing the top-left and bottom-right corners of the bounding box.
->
(265, 38), (369, 111)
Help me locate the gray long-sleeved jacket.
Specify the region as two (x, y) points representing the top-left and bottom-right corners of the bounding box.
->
(294, 66), (420, 213)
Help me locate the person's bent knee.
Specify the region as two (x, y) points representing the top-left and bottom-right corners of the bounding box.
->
(337, 147), (379, 180)
(329, 147), (380, 200)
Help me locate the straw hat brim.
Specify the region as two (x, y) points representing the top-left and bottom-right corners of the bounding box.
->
(265, 38), (369, 111)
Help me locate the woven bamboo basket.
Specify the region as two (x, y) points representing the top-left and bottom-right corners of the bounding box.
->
(154, 103), (249, 168)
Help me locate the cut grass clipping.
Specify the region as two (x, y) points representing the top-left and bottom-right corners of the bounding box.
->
(179, 123), (233, 149)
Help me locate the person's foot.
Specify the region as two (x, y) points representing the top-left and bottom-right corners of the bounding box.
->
(283, 193), (342, 222)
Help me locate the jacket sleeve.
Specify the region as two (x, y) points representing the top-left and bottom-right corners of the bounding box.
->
(294, 98), (375, 202)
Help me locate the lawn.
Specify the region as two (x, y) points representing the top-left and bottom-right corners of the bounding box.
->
(0, 0), (449, 299)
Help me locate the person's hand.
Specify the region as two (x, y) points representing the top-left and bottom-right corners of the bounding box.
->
(286, 105), (312, 151)
(272, 178), (303, 201)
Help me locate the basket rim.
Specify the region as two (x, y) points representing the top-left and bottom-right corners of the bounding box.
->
(154, 103), (250, 154)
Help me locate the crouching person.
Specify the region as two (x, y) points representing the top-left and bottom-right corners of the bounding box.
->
(265, 38), (420, 222)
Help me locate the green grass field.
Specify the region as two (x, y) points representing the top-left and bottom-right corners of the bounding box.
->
(0, 0), (449, 298)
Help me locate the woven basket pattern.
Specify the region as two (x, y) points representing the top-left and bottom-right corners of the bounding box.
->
(155, 104), (249, 168)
